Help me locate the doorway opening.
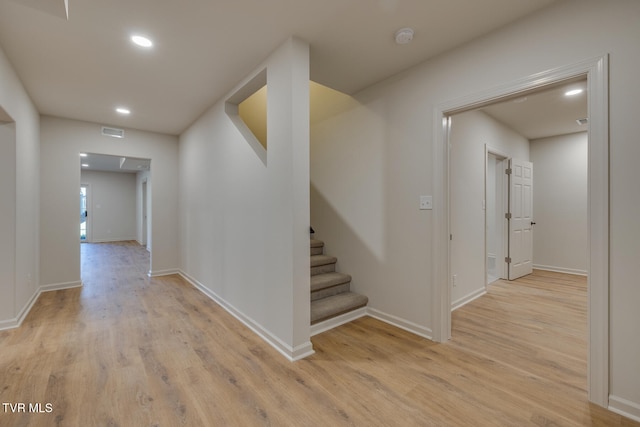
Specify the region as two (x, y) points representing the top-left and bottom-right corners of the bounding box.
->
(433, 56), (609, 405)
(80, 184), (90, 241)
(79, 152), (152, 276)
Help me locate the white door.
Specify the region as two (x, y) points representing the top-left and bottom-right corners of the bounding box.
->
(508, 158), (533, 280)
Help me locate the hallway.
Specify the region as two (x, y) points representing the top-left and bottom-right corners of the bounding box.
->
(0, 243), (636, 425)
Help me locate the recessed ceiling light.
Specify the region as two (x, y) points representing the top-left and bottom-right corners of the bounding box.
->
(565, 89), (583, 96)
(81, 163), (89, 167)
(80, 153), (88, 157)
(116, 107), (131, 115)
(131, 35), (153, 48)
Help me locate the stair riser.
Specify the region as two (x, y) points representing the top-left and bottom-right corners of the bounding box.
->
(310, 247), (324, 256)
(311, 263), (336, 276)
(311, 283), (350, 301)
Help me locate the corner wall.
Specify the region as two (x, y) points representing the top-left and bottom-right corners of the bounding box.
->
(40, 116), (179, 286)
(179, 37), (311, 360)
(0, 46), (40, 329)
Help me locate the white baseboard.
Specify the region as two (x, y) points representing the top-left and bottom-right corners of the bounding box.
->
(178, 270), (314, 361)
(148, 268), (180, 277)
(310, 307), (367, 336)
(91, 237), (138, 243)
(366, 307), (433, 340)
(533, 264), (588, 276)
(452, 288), (487, 311)
(609, 395), (640, 423)
(0, 281), (83, 331)
(39, 280), (83, 293)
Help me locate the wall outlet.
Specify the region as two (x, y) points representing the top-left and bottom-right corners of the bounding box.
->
(452, 274), (457, 287)
(419, 195), (433, 210)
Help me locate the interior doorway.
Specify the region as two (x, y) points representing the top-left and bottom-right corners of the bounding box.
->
(79, 152), (152, 276)
(485, 149), (508, 285)
(433, 56), (610, 405)
(80, 184), (90, 241)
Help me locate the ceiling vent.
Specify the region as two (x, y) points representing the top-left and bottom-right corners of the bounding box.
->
(101, 126), (125, 138)
(576, 118), (588, 125)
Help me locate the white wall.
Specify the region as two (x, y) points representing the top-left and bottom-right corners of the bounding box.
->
(310, 0), (640, 415)
(179, 37), (311, 360)
(531, 132), (587, 274)
(136, 170), (151, 249)
(449, 110), (529, 308)
(0, 47), (40, 329)
(80, 170), (137, 242)
(40, 116), (179, 286)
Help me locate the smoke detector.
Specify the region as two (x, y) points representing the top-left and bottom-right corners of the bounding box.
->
(394, 28), (414, 45)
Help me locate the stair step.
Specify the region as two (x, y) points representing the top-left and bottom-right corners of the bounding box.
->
(310, 255), (337, 275)
(310, 292), (368, 324)
(311, 272), (352, 301)
(310, 239), (324, 248)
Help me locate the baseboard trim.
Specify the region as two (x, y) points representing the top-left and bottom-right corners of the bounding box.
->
(0, 281), (83, 331)
(39, 280), (83, 293)
(609, 395), (640, 423)
(91, 237), (138, 243)
(533, 264), (588, 276)
(367, 307), (433, 340)
(178, 270), (314, 361)
(310, 307), (367, 337)
(148, 268), (180, 277)
(452, 288), (487, 311)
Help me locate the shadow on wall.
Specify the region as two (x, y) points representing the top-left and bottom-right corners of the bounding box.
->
(310, 183), (384, 305)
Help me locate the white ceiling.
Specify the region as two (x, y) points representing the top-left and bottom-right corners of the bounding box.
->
(0, 0), (559, 136)
(480, 77), (588, 140)
(80, 153), (150, 173)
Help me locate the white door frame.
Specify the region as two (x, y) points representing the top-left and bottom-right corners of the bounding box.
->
(431, 55), (609, 406)
(485, 146), (510, 285)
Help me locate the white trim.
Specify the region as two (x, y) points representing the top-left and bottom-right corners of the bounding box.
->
(609, 396), (640, 423)
(432, 55), (610, 407)
(148, 268), (180, 277)
(0, 281), (83, 331)
(310, 307), (367, 336)
(367, 308), (433, 340)
(179, 270), (315, 361)
(91, 237), (138, 243)
(533, 264), (588, 277)
(451, 288), (487, 311)
(39, 280), (83, 292)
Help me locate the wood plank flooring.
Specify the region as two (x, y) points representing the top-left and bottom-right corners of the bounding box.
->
(0, 241), (637, 426)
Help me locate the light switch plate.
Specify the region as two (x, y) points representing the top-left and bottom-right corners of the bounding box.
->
(420, 195), (432, 210)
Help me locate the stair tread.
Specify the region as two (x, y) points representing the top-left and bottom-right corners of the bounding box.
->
(310, 239), (324, 248)
(310, 254), (337, 267)
(311, 272), (352, 292)
(310, 292), (368, 323)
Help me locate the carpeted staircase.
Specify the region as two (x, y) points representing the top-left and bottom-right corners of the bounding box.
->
(310, 239), (368, 324)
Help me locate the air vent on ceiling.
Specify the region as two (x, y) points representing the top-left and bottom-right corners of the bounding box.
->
(576, 118), (588, 125)
(101, 126), (125, 138)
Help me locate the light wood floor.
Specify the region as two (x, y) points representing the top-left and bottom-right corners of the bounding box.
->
(0, 241), (637, 426)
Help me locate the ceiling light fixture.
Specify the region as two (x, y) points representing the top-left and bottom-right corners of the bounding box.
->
(81, 163), (89, 167)
(131, 35), (153, 48)
(80, 153), (88, 157)
(565, 89), (583, 96)
(394, 28), (414, 45)
(116, 107), (131, 115)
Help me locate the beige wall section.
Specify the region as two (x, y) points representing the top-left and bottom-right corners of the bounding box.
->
(238, 85), (267, 149)
(80, 170), (137, 243)
(179, 37), (311, 360)
(0, 46), (40, 328)
(531, 132), (587, 275)
(310, 0), (640, 415)
(449, 110), (529, 308)
(40, 116), (179, 284)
